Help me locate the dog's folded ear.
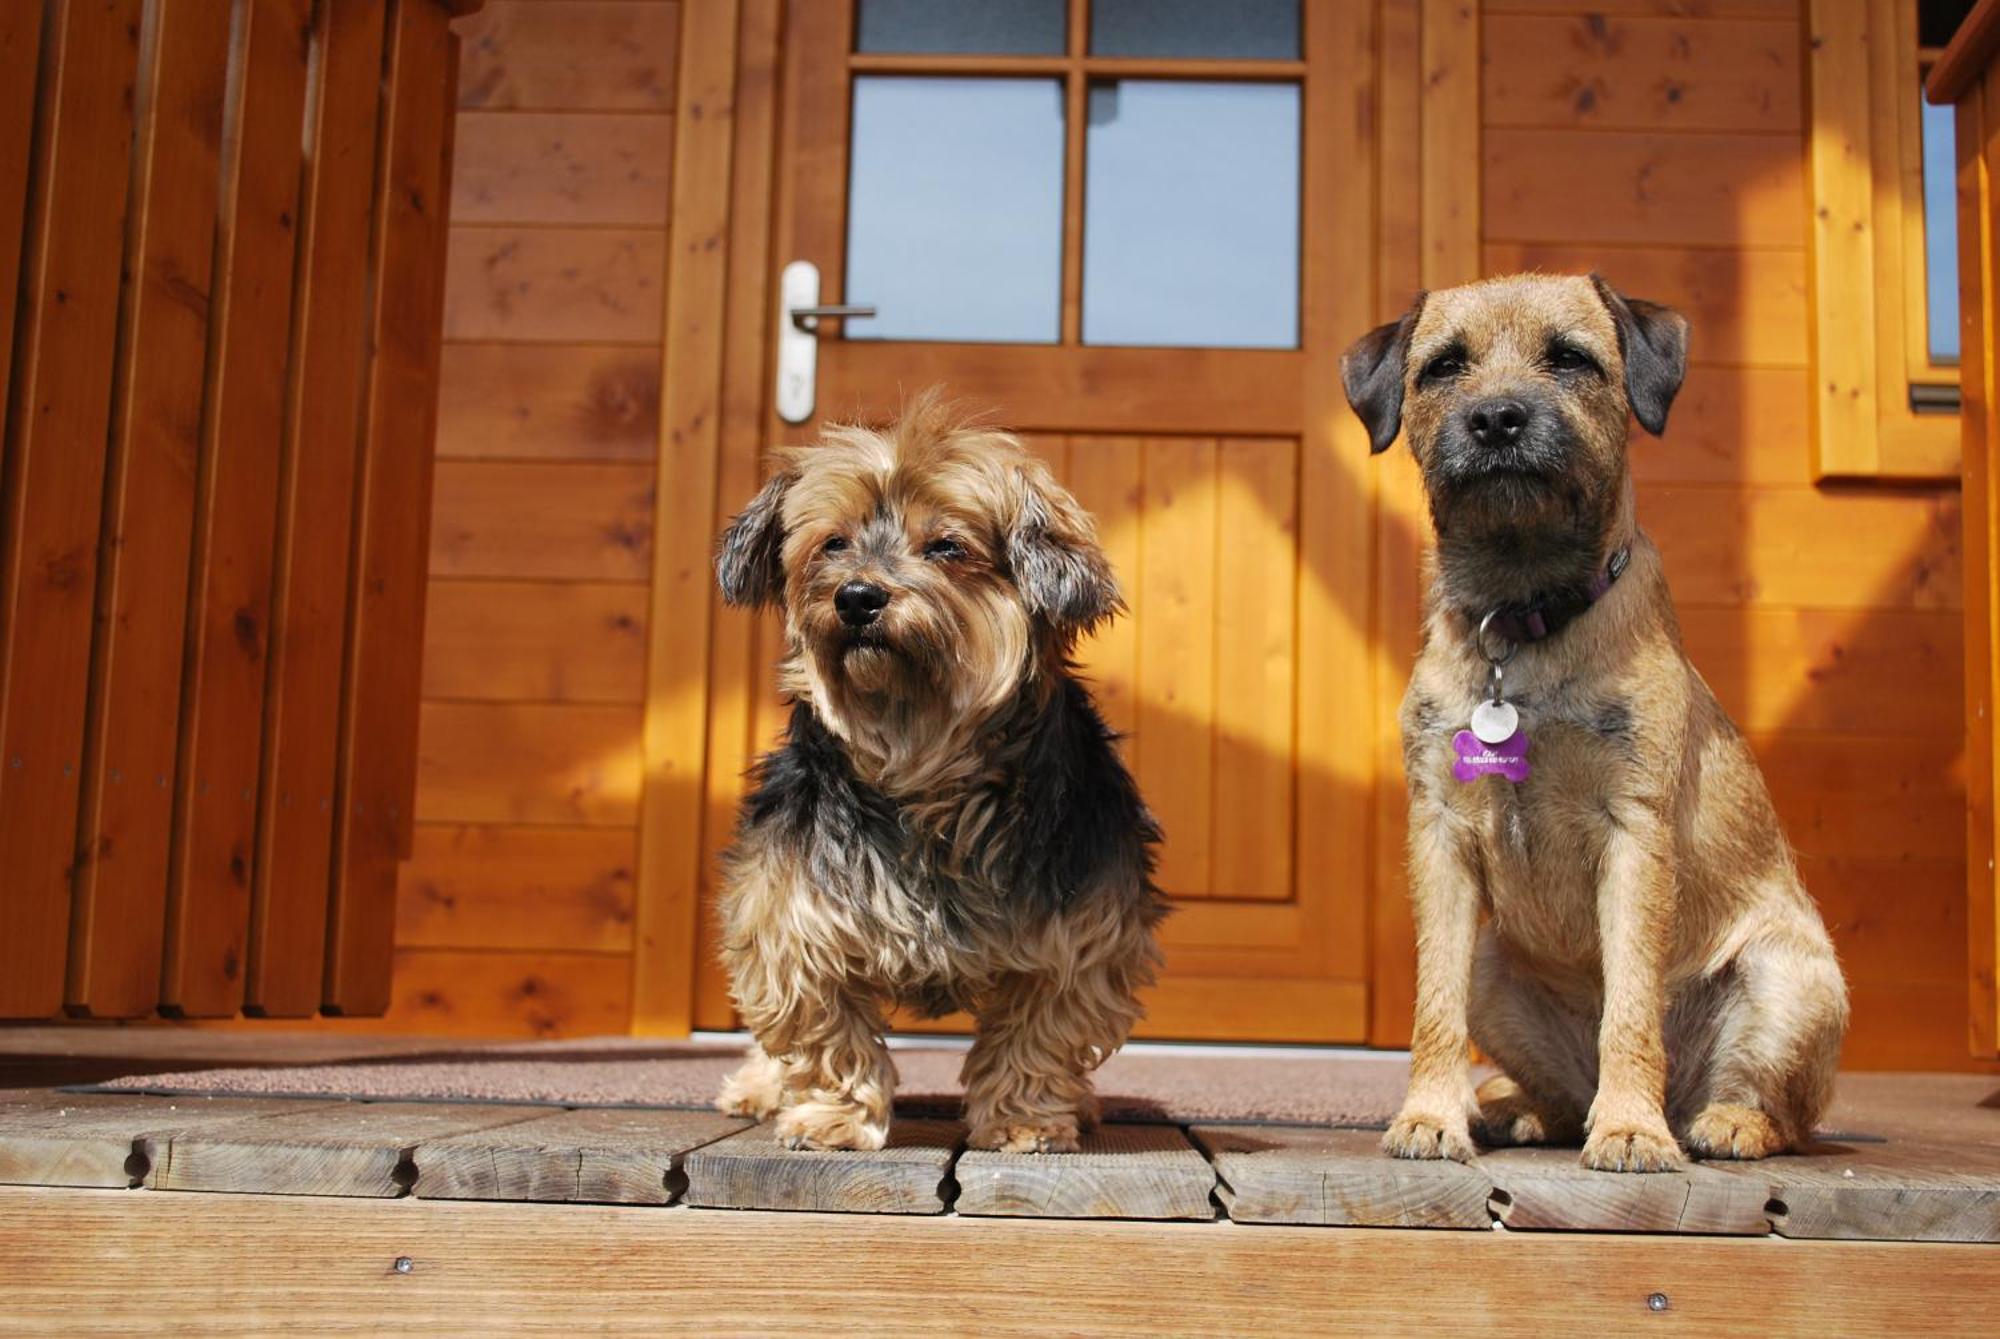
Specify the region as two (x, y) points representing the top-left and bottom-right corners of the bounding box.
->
(1341, 296), (1424, 454)
(716, 465), (794, 608)
(1007, 461), (1123, 637)
(1591, 274), (1689, 436)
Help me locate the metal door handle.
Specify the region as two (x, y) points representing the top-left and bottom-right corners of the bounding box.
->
(789, 303), (877, 332)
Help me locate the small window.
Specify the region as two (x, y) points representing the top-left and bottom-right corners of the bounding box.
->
(1920, 89), (1960, 365)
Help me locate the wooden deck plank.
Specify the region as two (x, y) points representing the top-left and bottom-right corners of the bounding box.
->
(1482, 1146), (1772, 1236)
(682, 1119), (962, 1215)
(955, 1125), (1217, 1221)
(1193, 1125), (1494, 1229)
(1708, 1139), (2000, 1243)
(10, 1185), (2000, 1336)
(412, 1107), (747, 1204)
(146, 1102), (550, 1198)
(0, 1094), (343, 1189)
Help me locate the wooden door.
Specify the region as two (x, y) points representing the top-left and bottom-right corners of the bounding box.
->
(696, 0), (1382, 1042)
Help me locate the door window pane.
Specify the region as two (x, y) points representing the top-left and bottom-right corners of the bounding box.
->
(846, 77), (1065, 343)
(1090, 0), (1299, 60)
(1920, 91), (1960, 364)
(1082, 81), (1299, 349)
(856, 0), (1067, 56)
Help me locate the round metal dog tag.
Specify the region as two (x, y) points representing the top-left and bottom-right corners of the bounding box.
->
(1471, 698), (1519, 745)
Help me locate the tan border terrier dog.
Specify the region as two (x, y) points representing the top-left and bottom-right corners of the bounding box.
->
(1343, 273), (1848, 1172)
(710, 393), (1166, 1154)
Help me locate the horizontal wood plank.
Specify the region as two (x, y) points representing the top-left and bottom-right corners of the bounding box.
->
(1630, 368), (1812, 486)
(1678, 606), (1961, 738)
(1484, 14), (1801, 132)
(682, 1119), (962, 1215)
(1482, 243), (1808, 368)
(1484, 128), (1806, 247)
(1712, 1139), (2000, 1243)
(451, 111), (673, 225)
(415, 701), (643, 826)
(954, 1125), (1217, 1220)
(457, 0), (679, 111)
(436, 343), (660, 461)
(398, 824), (638, 953)
(146, 1102), (551, 1197)
(422, 579), (647, 702)
(0, 1094), (342, 1189)
(412, 1107), (747, 1204)
(1755, 731), (1962, 864)
(429, 461), (655, 581)
(6, 1186), (2000, 1334)
(1193, 1125), (1494, 1228)
(1646, 486), (1961, 610)
(443, 226), (665, 343)
(1482, 1146), (1772, 1234)
(362, 948), (635, 1038)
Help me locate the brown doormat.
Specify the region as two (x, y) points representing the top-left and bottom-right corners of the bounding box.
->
(79, 1038), (1414, 1128)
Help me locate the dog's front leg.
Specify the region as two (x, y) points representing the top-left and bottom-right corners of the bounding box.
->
(962, 968), (1137, 1153)
(1384, 822), (1482, 1163)
(1583, 814), (1682, 1172)
(735, 978), (896, 1152)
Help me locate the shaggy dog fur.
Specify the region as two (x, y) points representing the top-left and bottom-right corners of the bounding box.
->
(1344, 273), (1848, 1172)
(711, 394), (1166, 1153)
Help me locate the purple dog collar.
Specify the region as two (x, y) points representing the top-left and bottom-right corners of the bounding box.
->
(1476, 545), (1630, 648)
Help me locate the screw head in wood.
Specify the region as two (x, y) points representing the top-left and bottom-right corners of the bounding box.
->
(1646, 1293), (1669, 1313)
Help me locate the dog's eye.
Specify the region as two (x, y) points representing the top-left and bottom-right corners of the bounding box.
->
(821, 536), (849, 555)
(1548, 344), (1596, 374)
(1420, 352), (1465, 383)
(923, 536), (966, 562)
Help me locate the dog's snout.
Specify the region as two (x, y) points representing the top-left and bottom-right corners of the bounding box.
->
(1466, 397), (1531, 447)
(835, 580), (890, 627)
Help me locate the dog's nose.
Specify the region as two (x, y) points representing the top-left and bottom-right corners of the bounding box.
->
(1466, 397), (1530, 447)
(835, 581), (890, 627)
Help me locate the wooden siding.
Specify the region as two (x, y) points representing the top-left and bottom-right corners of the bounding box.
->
(383, 0), (681, 1036)
(0, 0), (460, 1022)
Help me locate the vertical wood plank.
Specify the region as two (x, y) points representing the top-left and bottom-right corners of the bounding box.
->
(1806, 0), (1883, 476)
(67, 0), (232, 1017)
(1066, 437), (1143, 746)
(1211, 437), (1296, 902)
(1136, 437), (1218, 899)
(633, 0), (740, 1036)
(161, 0), (312, 1018)
(1296, 0), (1383, 1015)
(0, 2), (45, 411)
(327, 0), (459, 1013)
(0, 0), (142, 1018)
(1965, 66), (2000, 1058)
(689, 0), (784, 1034)
(248, 0), (392, 1018)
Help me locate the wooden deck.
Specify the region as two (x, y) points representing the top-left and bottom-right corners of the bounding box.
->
(0, 1033), (1996, 1333)
(1, 1084), (1997, 1242)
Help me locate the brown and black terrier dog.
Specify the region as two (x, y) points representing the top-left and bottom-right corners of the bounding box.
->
(1345, 274), (1847, 1171)
(711, 393), (1166, 1153)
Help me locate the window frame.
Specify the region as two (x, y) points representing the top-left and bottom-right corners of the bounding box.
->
(1807, 0), (1961, 480)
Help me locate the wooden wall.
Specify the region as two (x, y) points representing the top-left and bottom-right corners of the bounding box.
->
(363, 0), (681, 1036)
(1476, 0), (1968, 1068)
(0, 0), (460, 1023)
(347, 0), (1978, 1067)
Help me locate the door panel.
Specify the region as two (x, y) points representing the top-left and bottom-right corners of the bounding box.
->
(705, 0), (1379, 1042)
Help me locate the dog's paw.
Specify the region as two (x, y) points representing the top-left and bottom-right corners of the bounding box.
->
(772, 1101), (889, 1152)
(1581, 1119), (1683, 1173)
(967, 1116), (1082, 1155)
(1685, 1103), (1787, 1161)
(1473, 1075), (1578, 1148)
(1382, 1111), (1478, 1163)
(715, 1055), (786, 1120)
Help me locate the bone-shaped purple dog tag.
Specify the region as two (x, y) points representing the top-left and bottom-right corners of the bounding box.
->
(1452, 728), (1531, 783)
